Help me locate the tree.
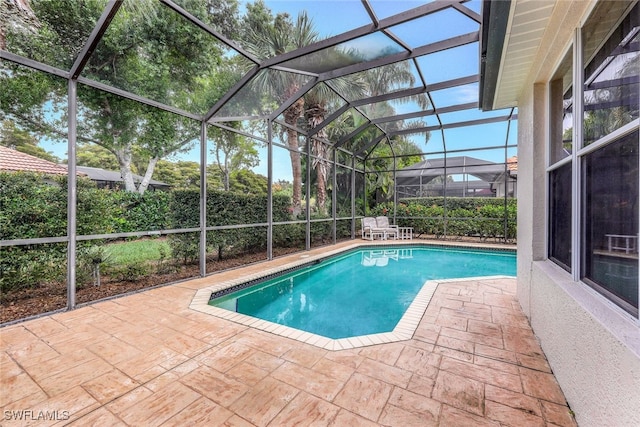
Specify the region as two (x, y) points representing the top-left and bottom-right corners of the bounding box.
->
(151, 160), (200, 191)
(230, 169), (268, 195)
(74, 144), (119, 170)
(1, 0), (240, 193)
(273, 179), (293, 197)
(209, 124), (259, 191)
(241, 8), (318, 215)
(0, 120), (60, 163)
(304, 57), (429, 214)
(305, 80), (364, 215)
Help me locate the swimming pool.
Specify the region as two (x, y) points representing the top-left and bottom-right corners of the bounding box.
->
(201, 245), (516, 343)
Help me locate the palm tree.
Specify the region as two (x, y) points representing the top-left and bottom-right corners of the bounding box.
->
(304, 79), (365, 215)
(306, 60), (429, 212)
(242, 11), (318, 215)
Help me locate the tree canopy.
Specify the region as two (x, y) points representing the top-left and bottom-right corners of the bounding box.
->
(2, 0), (429, 201)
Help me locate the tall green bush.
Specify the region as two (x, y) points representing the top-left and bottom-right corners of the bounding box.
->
(167, 190), (295, 263)
(110, 191), (171, 232)
(0, 173), (117, 292)
(370, 197), (517, 240)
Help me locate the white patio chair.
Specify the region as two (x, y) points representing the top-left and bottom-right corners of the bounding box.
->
(375, 216), (399, 240)
(361, 217), (386, 240)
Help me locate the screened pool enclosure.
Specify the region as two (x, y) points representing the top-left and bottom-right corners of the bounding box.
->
(0, 0), (517, 321)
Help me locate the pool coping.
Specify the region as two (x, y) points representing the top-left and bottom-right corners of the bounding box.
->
(189, 242), (516, 350)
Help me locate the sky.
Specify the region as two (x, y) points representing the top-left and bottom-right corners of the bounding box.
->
(39, 0), (517, 182)
(236, 0), (516, 179)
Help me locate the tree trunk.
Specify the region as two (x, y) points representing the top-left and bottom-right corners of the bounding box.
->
(223, 153), (230, 191)
(116, 147), (137, 192)
(0, 23), (5, 50)
(223, 170), (230, 191)
(138, 156), (159, 194)
(313, 138), (328, 216)
(307, 105), (328, 216)
(316, 163), (327, 215)
(286, 128), (302, 214)
(2, 0), (40, 51)
(284, 97), (305, 217)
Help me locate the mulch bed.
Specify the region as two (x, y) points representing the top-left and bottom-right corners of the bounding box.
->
(2, 237), (513, 324)
(1, 247), (302, 325)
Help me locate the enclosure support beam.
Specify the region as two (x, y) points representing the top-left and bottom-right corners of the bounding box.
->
(351, 157), (357, 239)
(67, 79), (78, 310)
(363, 159), (369, 218)
(332, 149), (337, 244)
(391, 142), (398, 225)
(267, 120), (274, 260)
(306, 137), (311, 251)
(70, 0), (123, 79)
(442, 130), (448, 238)
(259, 0), (461, 69)
(318, 32), (478, 81)
(162, 0), (259, 65)
(335, 122), (372, 149)
(199, 122), (207, 277)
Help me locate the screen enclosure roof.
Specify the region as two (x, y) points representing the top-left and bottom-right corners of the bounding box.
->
(1, 0), (517, 162)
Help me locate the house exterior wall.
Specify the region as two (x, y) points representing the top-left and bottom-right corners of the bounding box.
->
(493, 177), (517, 198)
(515, 1), (640, 426)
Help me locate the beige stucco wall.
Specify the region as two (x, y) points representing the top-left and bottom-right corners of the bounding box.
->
(527, 262), (640, 426)
(515, 1), (640, 426)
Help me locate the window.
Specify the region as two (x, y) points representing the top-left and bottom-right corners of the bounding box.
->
(582, 1), (639, 146)
(548, 1), (639, 316)
(580, 2), (639, 316)
(549, 163), (572, 271)
(548, 49), (573, 270)
(582, 131), (638, 315)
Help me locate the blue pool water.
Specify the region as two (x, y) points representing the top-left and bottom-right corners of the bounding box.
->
(209, 246), (516, 339)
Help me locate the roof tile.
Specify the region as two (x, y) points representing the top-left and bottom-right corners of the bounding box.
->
(0, 145), (75, 175)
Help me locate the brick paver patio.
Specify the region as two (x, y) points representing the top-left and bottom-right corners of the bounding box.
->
(0, 241), (577, 426)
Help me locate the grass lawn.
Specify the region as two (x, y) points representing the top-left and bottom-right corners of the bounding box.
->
(105, 238), (170, 265)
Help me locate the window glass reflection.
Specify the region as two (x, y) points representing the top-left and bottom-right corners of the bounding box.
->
(549, 163), (572, 271)
(582, 3), (639, 145)
(582, 131), (638, 315)
(550, 50), (573, 163)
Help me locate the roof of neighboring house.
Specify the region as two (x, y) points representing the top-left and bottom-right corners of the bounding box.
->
(75, 166), (170, 188)
(0, 145), (82, 175)
(396, 156), (511, 185)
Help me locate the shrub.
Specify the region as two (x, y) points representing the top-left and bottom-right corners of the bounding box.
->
(369, 197), (517, 241)
(76, 245), (113, 288)
(167, 190), (295, 263)
(0, 173), (116, 292)
(108, 263), (151, 282)
(0, 244), (67, 292)
(110, 191), (171, 233)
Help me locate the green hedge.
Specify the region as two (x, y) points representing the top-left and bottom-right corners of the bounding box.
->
(0, 173), (305, 290)
(168, 190), (296, 263)
(0, 173), (172, 238)
(400, 196), (516, 210)
(371, 197), (517, 240)
(0, 173), (118, 292)
(1, 174), (309, 291)
(110, 191), (171, 232)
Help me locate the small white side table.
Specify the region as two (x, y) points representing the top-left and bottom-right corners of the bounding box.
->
(397, 227), (413, 240)
(605, 234), (638, 254)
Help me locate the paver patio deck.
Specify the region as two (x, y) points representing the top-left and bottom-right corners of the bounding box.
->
(0, 241), (577, 426)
